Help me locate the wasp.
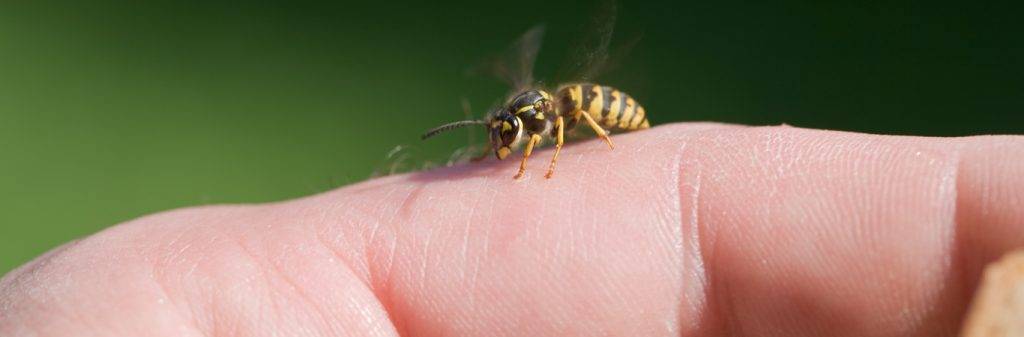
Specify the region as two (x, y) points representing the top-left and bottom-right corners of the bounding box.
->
(422, 6), (647, 179)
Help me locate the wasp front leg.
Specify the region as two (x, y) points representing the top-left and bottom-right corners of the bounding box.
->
(545, 116), (564, 179)
(514, 134), (543, 179)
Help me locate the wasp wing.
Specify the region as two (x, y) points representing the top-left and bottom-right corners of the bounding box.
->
(554, 0), (641, 85)
(466, 25), (546, 97)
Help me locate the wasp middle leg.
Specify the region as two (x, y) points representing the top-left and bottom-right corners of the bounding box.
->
(545, 116), (565, 179)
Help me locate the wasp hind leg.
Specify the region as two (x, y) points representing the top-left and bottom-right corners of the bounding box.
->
(578, 110), (614, 149)
(545, 116), (565, 179)
(514, 134), (543, 179)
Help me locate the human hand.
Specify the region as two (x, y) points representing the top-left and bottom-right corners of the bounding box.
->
(2, 123), (1022, 336)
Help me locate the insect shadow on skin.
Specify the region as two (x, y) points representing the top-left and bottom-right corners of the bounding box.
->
(419, 2), (650, 181)
(404, 134), (619, 184)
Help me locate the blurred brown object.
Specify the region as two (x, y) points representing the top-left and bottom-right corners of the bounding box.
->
(962, 250), (1024, 337)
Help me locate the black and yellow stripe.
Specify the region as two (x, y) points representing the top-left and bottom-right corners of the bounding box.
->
(557, 83), (650, 132)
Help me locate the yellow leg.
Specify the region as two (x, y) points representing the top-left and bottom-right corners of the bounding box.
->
(514, 134), (542, 179)
(578, 110), (614, 149)
(545, 117), (564, 179)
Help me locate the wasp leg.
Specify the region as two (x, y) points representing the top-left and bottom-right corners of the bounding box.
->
(545, 116), (565, 179)
(578, 110), (614, 149)
(514, 134), (542, 179)
(470, 146), (490, 162)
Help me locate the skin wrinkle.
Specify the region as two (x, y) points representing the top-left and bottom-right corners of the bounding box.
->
(922, 140), (963, 335)
(677, 140), (708, 337)
(149, 247), (204, 336)
(954, 139), (986, 312)
(864, 137), (961, 335)
(148, 212), (246, 336)
(153, 216), (214, 322)
(362, 187), (395, 279)
(694, 128), (817, 335)
(268, 210), (398, 337)
(272, 219), (372, 333)
(697, 129), (740, 337)
(346, 188), (389, 278)
(378, 230), (403, 336)
(952, 136), (1024, 334)
(373, 186), (408, 253)
(671, 139), (691, 336)
(230, 234), (313, 335)
(418, 222), (435, 294)
(211, 206), (323, 333)
(794, 128), (962, 333)
(344, 183), (428, 335)
(80, 214), (215, 335)
(887, 137), (973, 334)
(176, 220), (226, 335)
(6, 124), (1024, 337)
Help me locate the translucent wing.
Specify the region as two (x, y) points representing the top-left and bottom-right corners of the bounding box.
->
(467, 25), (546, 95)
(555, 0), (634, 84)
(369, 144), (414, 178)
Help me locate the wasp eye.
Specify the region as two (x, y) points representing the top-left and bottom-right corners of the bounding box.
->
(498, 116), (520, 145)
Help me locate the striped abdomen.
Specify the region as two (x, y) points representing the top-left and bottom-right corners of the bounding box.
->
(555, 83), (650, 132)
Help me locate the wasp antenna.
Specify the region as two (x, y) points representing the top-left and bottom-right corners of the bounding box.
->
(421, 120), (486, 140)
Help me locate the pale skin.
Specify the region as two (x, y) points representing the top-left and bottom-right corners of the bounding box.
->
(1, 123), (1023, 337)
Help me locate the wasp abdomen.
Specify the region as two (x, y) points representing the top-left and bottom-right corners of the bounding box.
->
(556, 83), (650, 132)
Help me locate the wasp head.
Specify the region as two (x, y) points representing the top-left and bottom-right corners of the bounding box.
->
(487, 112), (523, 160)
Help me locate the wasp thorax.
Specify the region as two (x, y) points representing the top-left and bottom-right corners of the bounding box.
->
(488, 114), (522, 160)
(508, 90), (553, 115)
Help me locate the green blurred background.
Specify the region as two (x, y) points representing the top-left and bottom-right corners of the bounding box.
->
(1, 0), (1021, 274)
